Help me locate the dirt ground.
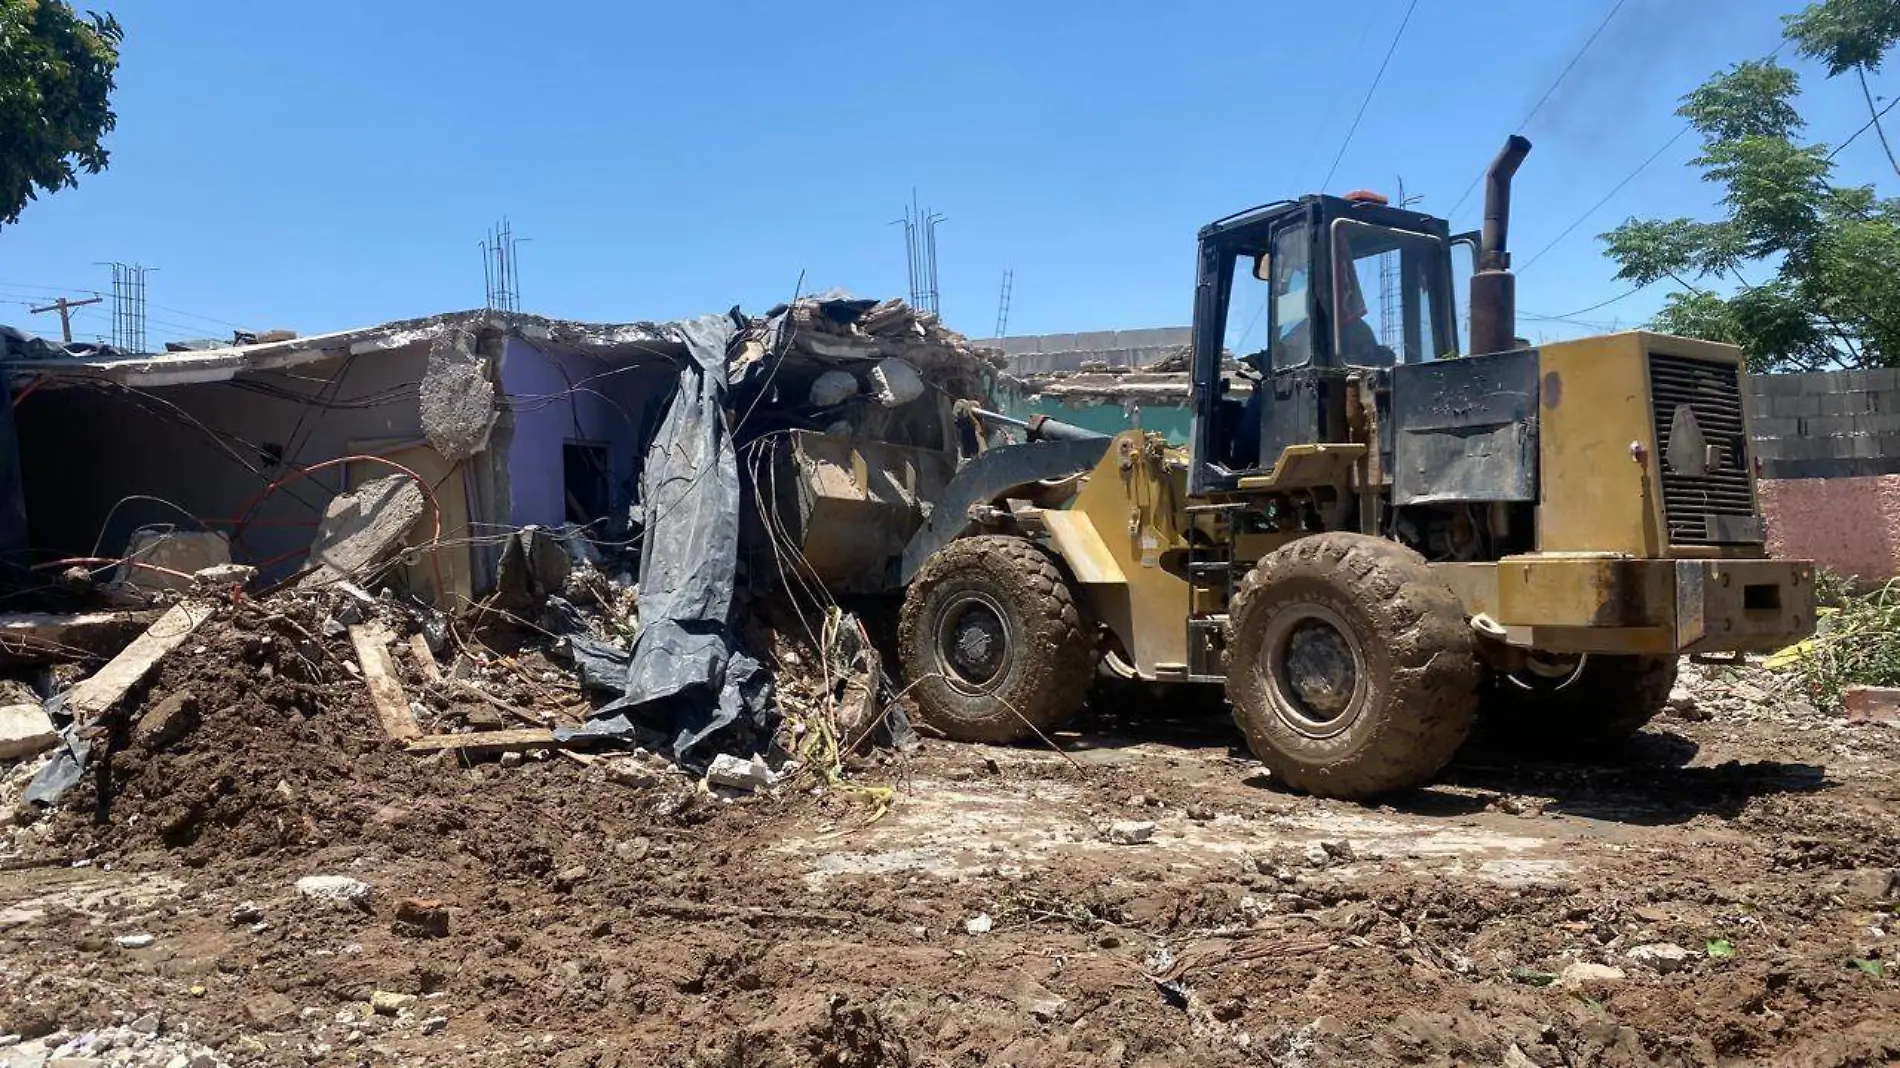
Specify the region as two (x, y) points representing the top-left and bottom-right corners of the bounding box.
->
(2, 615), (1899, 1067)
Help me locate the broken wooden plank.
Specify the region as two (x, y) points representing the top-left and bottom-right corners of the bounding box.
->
(349, 623), (422, 742)
(406, 727), (557, 753)
(407, 633), (443, 683)
(66, 601), (216, 728)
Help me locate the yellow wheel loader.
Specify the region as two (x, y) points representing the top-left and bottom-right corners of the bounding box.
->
(895, 136), (1817, 799)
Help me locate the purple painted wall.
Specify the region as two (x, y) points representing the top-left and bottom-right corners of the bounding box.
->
(498, 338), (677, 529)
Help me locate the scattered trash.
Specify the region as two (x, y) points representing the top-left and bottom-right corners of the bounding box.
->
(1507, 966), (1558, 987)
(1706, 938), (1738, 959)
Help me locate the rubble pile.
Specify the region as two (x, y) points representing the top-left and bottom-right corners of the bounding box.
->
(0, 296), (989, 863)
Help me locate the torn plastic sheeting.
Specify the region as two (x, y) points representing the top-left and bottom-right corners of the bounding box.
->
(567, 314), (772, 760)
(23, 719), (89, 808)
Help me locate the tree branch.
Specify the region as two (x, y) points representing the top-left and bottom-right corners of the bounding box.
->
(1859, 68), (1900, 181)
(1664, 269), (1713, 297)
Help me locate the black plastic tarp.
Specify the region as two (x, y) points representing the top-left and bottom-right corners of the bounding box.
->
(561, 315), (773, 759)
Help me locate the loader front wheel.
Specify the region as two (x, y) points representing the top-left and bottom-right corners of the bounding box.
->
(899, 536), (1095, 743)
(1227, 533), (1478, 799)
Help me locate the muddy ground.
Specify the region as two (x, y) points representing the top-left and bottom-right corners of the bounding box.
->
(1, 619), (1898, 1067)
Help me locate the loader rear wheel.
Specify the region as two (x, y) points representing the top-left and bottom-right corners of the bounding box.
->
(1480, 654), (1678, 750)
(1226, 533), (1478, 798)
(899, 536), (1095, 743)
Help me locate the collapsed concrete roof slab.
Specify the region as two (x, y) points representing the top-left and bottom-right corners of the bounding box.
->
(2, 310), (691, 389)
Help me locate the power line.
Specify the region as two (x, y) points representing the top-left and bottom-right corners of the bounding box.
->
(1318, 0), (1422, 193)
(1827, 92), (1900, 161)
(1447, 0), (1629, 219)
(1517, 126), (1692, 272)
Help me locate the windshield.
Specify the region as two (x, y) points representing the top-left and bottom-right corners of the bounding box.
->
(1329, 219), (1453, 366)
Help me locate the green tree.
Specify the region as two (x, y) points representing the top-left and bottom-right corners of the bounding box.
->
(0, 1), (122, 228)
(1600, 0), (1900, 371)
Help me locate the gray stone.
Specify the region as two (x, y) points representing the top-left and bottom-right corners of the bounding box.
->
(112, 933), (155, 949)
(127, 1014), (160, 1036)
(1106, 820), (1155, 845)
(1626, 942), (1693, 974)
(0, 701), (56, 759)
(705, 754), (772, 792)
(294, 875), (371, 908)
(418, 1016), (447, 1036)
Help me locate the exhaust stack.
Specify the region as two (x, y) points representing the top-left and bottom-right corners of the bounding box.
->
(1468, 134), (1532, 357)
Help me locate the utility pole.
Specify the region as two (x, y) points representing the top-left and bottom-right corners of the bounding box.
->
(28, 294), (102, 343)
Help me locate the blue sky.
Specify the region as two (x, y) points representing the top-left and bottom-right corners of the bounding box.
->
(0, 0), (1893, 350)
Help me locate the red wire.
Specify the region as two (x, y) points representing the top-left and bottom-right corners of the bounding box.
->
(32, 556), (202, 584)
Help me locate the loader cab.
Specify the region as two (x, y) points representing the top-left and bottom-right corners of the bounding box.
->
(1188, 194), (1460, 495)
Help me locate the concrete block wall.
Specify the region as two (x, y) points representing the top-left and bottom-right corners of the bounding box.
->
(1749, 367), (1900, 479)
(1749, 368), (1900, 580)
(972, 327), (1191, 376)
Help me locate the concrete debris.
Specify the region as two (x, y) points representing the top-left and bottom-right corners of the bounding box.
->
(808, 369), (859, 407)
(368, 991), (416, 1016)
(191, 562), (255, 589)
(965, 913), (994, 935)
(419, 323), (498, 463)
(1106, 820), (1157, 845)
(297, 475), (427, 591)
(1665, 684), (1707, 721)
(0, 1020), (228, 1068)
(868, 358), (925, 406)
(294, 875), (372, 909)
(492, 526), (573, 612)
(111, 933), (155, 949)
(1626, 942), (1693, 974)
(0, 700), (56, 759)
(705, 753), (774, 792)
(115, 528), (232, 597)
(1556, 961), (1626, 987)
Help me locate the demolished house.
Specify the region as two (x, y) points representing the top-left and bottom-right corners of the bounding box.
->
(0, 297), (1005, 803)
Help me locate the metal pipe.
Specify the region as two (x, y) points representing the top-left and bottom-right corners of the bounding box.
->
(1469, 134), (1532, 356)
(961, 405), (1109, 442)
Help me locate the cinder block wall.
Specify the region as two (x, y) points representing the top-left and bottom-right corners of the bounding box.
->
(1750, 369), (1900, 581)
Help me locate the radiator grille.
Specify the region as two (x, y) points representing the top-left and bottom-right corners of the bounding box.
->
(1649, 353), (1759, 545)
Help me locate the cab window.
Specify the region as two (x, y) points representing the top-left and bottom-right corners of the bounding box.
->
(1329, 219), (1453, 366)
(1267, 224), (1313, 370)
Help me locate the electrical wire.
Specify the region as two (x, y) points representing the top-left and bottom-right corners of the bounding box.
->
(1828, 92), (1900, 161)
(1516, 126), (1692, 272)
(1318, 0), (1422, 193)
(1447, 0), (1629, 218)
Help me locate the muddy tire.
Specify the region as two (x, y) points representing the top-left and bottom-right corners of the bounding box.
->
(1480, 654), (1678, 750)
(1226, 533), (1478, 798)
(898, 535), (1096, 743)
